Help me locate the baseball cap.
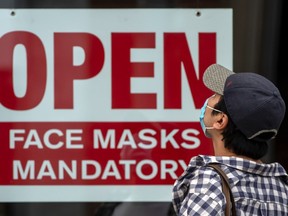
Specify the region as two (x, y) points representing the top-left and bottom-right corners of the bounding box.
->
(203, 64), (286, 142)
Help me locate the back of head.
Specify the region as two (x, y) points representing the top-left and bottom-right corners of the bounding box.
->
(214, 96), (269, 159)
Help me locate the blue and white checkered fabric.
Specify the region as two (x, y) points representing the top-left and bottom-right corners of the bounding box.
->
(172, 155), (288, 215)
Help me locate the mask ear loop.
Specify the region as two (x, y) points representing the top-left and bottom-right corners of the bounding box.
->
(205, 125), (214, 130)
(205, 105), (223, 130)
(206, 105), (222, 114)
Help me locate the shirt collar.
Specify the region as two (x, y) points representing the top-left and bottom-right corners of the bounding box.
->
(188, 155), (288, 178)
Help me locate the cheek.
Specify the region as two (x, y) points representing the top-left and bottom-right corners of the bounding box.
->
(204, 111), (214, 126)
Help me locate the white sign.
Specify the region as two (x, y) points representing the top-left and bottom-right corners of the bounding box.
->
(0, 9), (232, 202)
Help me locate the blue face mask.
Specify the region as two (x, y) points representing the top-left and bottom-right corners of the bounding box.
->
(199, 97), (222, 138)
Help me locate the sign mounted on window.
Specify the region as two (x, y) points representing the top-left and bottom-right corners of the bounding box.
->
(0, 9), (232, 202)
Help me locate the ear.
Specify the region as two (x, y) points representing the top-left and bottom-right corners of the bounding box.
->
(212, 113), (228, 130)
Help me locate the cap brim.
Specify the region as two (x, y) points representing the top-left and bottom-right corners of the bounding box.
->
(203, 64), (235, 95)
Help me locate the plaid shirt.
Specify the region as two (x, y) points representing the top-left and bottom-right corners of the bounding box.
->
(172, 155), (288, 215)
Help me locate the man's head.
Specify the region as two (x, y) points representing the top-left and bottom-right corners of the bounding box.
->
(203, 64), (286, 142)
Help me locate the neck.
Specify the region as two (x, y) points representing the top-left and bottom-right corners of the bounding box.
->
(212, 138), (262, 163)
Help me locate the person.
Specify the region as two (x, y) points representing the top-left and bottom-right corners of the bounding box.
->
(172, 64), (288, 215)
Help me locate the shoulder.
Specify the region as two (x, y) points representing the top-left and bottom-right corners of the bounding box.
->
(173, 155), (228, 215)
(187, 162), (223, 194)
(179, 164), (226, 215)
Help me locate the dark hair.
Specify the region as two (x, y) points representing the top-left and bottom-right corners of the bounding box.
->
(212, 96), (268, 160)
